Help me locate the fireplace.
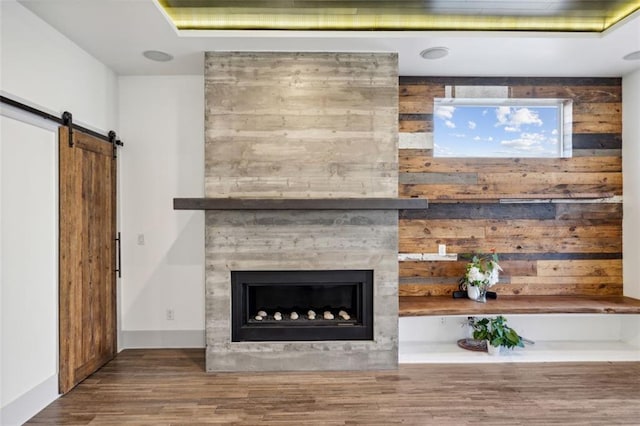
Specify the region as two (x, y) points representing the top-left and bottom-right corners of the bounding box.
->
(231, 270), (374, 342)
(198, 52), (400, 371)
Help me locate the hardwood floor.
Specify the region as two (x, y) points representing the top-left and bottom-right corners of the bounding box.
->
(28, 349), (640, 425)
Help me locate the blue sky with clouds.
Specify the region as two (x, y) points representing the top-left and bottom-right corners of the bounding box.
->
(433, 102), (560, 157)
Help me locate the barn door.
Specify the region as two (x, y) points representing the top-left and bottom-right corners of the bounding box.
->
(59, 126), (117, 394)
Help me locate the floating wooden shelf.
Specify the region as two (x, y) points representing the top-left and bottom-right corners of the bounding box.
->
(174, 198), (429, 210)
(399, 295), (640, 316)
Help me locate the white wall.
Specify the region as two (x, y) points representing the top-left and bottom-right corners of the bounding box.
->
(0, 114), (58, 424)
(0, 0), (117, 132)
(621, 68), (640, 347)
(0, 2), (118, 424)
(623, 68), (640, 299)
(118, 76), (205, 347)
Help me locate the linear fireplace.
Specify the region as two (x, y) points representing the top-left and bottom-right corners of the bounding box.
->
(231, 270), (374, 342)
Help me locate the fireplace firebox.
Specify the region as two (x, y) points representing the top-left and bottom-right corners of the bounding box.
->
(231, 270), (373, 342)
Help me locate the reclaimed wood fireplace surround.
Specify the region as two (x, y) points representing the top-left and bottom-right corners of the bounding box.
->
(175, 52), (632, 371)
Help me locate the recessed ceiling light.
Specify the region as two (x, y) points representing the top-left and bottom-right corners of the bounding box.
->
(143, 50), (174, 62)
(420, 47), (449, 60)
(623, 50), (640, 61)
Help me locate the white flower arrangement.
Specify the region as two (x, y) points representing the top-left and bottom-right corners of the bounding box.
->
(461, 250), (502, 290)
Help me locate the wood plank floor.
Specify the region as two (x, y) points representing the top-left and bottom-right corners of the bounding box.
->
(28, 349), (640, 425)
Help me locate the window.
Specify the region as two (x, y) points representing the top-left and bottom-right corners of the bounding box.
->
(433, 98), (572, 158)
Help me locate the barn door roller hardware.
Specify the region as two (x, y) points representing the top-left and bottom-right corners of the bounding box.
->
(108, 131), (124, 159)
(62, 111), (74, 147)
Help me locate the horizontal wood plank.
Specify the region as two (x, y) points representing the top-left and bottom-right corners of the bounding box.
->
(573, 149), (621, 157)
(399, 155), (622, 173)
(399, 87), (444, 114)
(510, 86), (621, 102)
(482, 220), (621, 239)
(572, 120), (621, 134)
(399, 120), (430, 133)
(572, 133), (622, 150)
(400, 203), (557, 220)
(400, 76), (622, 86)
(573, 102), (622, 115)
(399, 237), (621, 254)
(400, 219), (487, 238)
(399, 295), (640, 316)
(537, 259), (622, 277)
(555, 203), (622, 220)
(399, 183), (618, 199)
(400, 259), (536, 278)
(477, 172), (621, 186)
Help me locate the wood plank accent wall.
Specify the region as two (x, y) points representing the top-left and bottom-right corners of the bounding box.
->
(398, 77), (623, 297)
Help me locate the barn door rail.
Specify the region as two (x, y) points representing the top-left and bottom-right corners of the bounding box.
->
(0, 95), (124, 149)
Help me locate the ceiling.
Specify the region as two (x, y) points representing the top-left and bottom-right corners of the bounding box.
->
(158, 0), (640, 32)
(16, 0), (640, 77)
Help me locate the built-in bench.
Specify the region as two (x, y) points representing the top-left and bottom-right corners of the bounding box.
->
(398, 295), (640, 363)
(399, 295), (640, 316)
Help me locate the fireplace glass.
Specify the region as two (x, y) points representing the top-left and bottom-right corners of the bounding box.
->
(231, 270), (373, 342)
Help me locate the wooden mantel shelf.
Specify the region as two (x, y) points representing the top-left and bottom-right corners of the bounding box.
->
(399, 295), (640, 317)
(174, 198), (428, 210)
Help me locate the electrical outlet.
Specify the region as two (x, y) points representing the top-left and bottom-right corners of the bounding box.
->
(166, 308), (174, 320)
(137, 234), (145, 245)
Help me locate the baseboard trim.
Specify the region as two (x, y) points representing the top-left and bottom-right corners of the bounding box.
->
(0, 374), (59, 426)
(121, 330), (205, 348)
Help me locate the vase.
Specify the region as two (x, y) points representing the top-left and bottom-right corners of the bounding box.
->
(467, 285), (487, 303)
(486, 341), (501, 356)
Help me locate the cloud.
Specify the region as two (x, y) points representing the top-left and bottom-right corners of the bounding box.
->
(496, 106), (511, 125)
(482, 109), (488, 116)
(473, 135), (494, 143)
(435, 105), (456, 120)
(551, 129), (559, 135)
(495, 107), (543, 131)
(445, 120), (456, 128)
(513, 108), (543, 126)
(500, 132), (547, 151)
(468, 121), (477, 130)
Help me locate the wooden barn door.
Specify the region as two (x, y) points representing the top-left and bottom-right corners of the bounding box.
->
(59, 126), (117, 394)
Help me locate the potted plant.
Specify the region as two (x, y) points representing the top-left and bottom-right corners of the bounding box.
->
(460, 250), (502, 302)
(470, 315), (524, 355)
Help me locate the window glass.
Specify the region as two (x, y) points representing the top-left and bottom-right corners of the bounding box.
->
(433, 98), (572, 158)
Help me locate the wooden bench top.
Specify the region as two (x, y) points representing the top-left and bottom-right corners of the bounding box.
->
(399, 295), (640, 316)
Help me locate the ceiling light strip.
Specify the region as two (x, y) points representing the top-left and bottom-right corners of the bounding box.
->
(604, 2), (640, 28)
(164, 10), (608, 31)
